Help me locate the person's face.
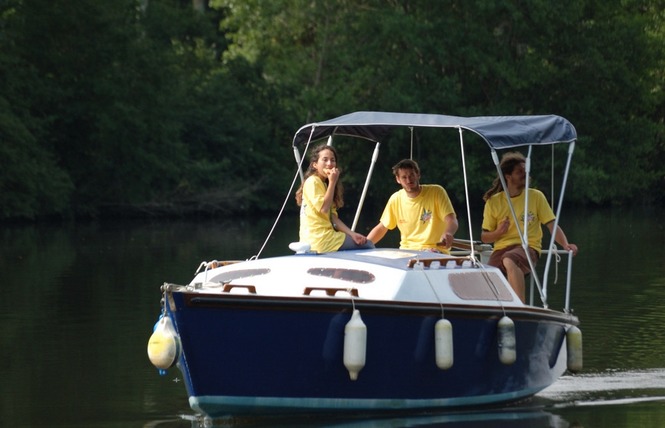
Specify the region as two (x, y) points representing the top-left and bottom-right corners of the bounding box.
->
(395, 167), (420, 192)
(507, 162), (526, 188)
(313, 149), (337, 177)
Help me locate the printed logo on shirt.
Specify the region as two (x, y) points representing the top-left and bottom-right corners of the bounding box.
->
(520, 210), (536, 225)
(420, 209), (432, 224)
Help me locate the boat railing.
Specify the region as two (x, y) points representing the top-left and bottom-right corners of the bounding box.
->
(450, 239), (493, 264)
(531, 248), (575, 313)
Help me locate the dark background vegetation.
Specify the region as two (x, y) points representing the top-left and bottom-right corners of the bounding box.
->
(1, 0), (664, 222)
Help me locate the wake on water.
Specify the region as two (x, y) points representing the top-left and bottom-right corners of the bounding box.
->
(537, 368), (665, 408)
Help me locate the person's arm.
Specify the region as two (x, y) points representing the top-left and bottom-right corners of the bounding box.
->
(481, 217), (510, 243)
(319, 169), (340, 215)
(546, 221), (578, 255)
(438, 213), (459, 248)
(367, 223), (388, 245)
(332, 213), (368, 245)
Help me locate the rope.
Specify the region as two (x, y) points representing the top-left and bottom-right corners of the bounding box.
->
(418, 263), (446, 319)
(477, 263), (509, 316)
(551, 245), (562, 285)
(551, 145), (555, 211)
(252, 128), (315, 260)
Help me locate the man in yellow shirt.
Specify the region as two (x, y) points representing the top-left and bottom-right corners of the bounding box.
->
(481, 152), (578, 301)
(367, 159), (458, 252)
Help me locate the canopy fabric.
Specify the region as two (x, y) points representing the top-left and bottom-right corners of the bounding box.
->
(292, 111), (577, 149)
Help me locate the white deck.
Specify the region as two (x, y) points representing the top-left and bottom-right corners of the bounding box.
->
(187, 249), (524, 307)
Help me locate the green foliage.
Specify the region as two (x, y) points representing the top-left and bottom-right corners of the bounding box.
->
(214, 0), (665, 206)
(0, 1), (74, 219)
(1, 0), (664, 221)
(0, 0), (291, 219)
(0, 97), (74, 219)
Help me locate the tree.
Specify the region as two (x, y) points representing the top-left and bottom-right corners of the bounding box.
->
(0, 0), (74, 219)
(212, 0), (665, 206)
(1, 0), (288, 219)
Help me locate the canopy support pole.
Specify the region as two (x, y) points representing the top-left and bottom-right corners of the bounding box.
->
(542, 141), (575, 307)
(522, 147), (547, 306)
(352, 142), (381, 231)
(457, 128), (476, 263)
(293, 146), (304, 183)
(293, 126), (317, 183)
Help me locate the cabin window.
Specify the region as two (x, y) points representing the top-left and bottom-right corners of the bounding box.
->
(210, 268), (270, 283)
(449, 272), (514, 301)
(307, 268), (376, 284)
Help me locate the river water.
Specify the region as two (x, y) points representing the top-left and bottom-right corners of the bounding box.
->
(1, 206), (664, 427)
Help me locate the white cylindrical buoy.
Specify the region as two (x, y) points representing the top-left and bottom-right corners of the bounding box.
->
(147, 315), (181, 370)
(497, 316), (516, 365)
(434, 318), (454, 369)
(566, 325), (583, 373)
(343, 309), (367, 381)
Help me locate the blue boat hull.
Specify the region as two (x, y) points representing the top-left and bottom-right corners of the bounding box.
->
(165, 291), (573, 417)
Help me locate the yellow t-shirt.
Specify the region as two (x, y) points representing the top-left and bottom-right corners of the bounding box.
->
(299, 175), (346, 253)
(481, 188), (555, 253)
(379, 184), (456, 251)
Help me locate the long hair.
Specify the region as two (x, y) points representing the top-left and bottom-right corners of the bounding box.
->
(482, 152), (526, 202)
(295, 143), (344, 208)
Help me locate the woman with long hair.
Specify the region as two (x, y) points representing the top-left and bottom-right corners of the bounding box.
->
(296, 144), (373, 253)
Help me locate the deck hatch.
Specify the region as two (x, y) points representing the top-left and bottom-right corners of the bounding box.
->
(449, 272), (513, 301)
(209, 268), (271, 283)
(307, 267), (376, 284)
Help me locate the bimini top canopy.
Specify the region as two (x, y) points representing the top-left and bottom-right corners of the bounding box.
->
(292, 111), (577, 149)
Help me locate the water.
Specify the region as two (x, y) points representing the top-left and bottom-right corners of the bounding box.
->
(1, 206), (664, 427)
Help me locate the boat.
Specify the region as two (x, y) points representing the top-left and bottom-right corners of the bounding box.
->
(147, 111), (582, 418)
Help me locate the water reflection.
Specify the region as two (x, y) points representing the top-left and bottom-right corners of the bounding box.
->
(145, 407), (572, 428)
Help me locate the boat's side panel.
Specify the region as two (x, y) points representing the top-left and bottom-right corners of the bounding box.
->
(167, 292), (570, 417)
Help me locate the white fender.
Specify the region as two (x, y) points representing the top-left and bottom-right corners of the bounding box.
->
(343, 309), (367, 380)
(566, 325), (583, 372)
(497, 316), (516, 365)
(147, 315), (181, 370)
(434, 318), (454, 369)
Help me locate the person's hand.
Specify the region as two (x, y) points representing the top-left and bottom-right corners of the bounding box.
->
(323, 167), (340, 184)
(437, 232), (454, 248)
(563, 243), (578, 256)
(352, 232), (367, 245)
(496, 217), (510, 236)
